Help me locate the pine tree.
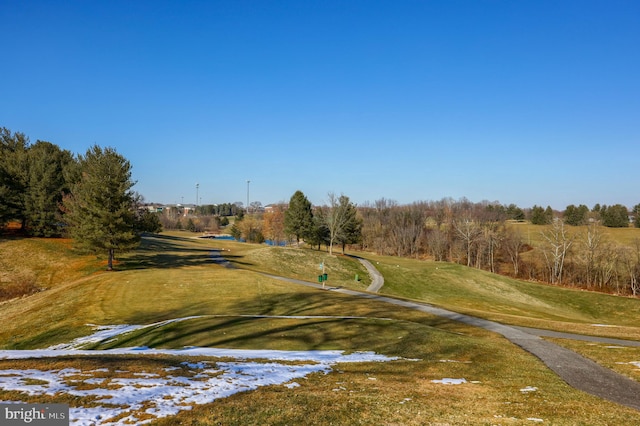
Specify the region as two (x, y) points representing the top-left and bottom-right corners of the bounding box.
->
(601, 204), (629, 228)
(337, 198), (363, 254)
(24, 141), (74, 236)
(284, 190), (314, 244)
(530, 205), (548, 225)
(63, 145), (139, 270)
(0, 128), (29, 229)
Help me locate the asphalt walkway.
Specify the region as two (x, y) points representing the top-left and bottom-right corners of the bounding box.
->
(265, 273), (640, 411)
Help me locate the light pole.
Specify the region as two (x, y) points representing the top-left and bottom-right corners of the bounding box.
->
(246, 180), (250, 213)
(196, 183), (199, 210)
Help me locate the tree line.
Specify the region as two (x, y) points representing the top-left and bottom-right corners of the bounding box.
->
(227, 190), (640, 297)
(1, 127), (160, 269)
(355, 197), (640, 296)
(3, 126), (640, 293)
(157, 203), (238, 232)
(230, 190), (362, 255)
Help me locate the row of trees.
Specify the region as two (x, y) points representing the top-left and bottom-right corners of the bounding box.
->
(228, 191), (363, 255)
(223, 192), (640, 296)
(354, 197), (640, 296)
(532, 203), (638, 227)
(1, 128), (160, 269)
(3, 126), (640, 290)
(157, 205), (231, 232)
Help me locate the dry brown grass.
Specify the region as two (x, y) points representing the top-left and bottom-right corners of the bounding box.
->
(3, 233), (640, 424)
(0, 237), (101, 302)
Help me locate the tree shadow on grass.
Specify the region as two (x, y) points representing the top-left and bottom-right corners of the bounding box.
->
(120, 235), (254, 270)
(106, 290), (484, 362)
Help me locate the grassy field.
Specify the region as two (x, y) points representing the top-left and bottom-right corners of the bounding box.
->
(365, 253), (640, 340)
(2, 232), (640, 424)
(508, 221), (640, 247)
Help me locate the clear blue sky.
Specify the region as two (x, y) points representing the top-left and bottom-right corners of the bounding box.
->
(2, 0), (638, 209)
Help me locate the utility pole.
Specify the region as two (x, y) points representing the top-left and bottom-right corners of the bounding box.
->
(246, 180), (250, 213)
(196, 183), (199, 208)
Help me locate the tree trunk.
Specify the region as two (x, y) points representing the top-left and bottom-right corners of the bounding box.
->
(107, 248), (114, 271)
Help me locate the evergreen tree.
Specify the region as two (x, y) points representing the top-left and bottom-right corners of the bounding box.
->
(505, 203), (525, 221)
(284, 190), (314, 244)
(530, 205), (548, 225)
(63, 145), (139, 270)
(24, 141), (75, 236)
(337, 199), (363, 254)
(563, 204), (589, 226)
(601, 204), (629, 228)
(306, 207), (329, 250)
(135, 209), (163, 233)
(0, 128), (29, 229)
(633, 204), (640, 228)
(230, 222), (242, 240)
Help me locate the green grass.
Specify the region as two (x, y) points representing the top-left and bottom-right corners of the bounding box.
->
(357, 252), (640, 340)
(2, 233), (640, 424)
(508, 221), (640, 246)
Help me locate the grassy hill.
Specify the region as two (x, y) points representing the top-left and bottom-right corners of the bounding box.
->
(2, 232), (640, 424)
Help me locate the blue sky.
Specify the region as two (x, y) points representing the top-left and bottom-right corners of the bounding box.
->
(2, 1), (638, 209)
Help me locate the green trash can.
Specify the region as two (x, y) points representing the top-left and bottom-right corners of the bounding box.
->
(318, 275), (323, 283)
(355, 274), (359, 281)
(323, 273), (328, 281)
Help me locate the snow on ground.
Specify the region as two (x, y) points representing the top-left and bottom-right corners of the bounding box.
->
(0, 322), (402, 426)
(430, 378), (467, 385)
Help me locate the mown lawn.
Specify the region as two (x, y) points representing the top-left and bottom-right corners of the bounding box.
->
(1, 233), (640, 424)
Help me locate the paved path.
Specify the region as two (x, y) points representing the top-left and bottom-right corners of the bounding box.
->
(355, 257), (385, 292)
(265, 273), (640, 411)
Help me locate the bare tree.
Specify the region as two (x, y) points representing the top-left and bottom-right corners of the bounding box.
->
(425, 227), (449, 261)
(620, 239), (640, 296)
(503, 229), (525, 277)
(325, 192), (351, 255)
(454, 217), (481, 267)
(579, 222), (605, 288)
(596, 243), (619, 290)
(540, 219), (574, 284)
(389, 204), (426, 258)
(478, 222), (503, 273)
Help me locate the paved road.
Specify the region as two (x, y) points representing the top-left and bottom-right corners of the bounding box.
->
(265, 273), (640, 411)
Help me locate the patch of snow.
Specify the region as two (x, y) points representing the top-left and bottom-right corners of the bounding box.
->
(431, 378), (467, 385)
(520, 386), (538, 393)
(527, 418), (544, 422)
(0, 321), (405, 426)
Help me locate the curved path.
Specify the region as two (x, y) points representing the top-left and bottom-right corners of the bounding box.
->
(264, 273), (640, 411)
(343, 254), (384, 292)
